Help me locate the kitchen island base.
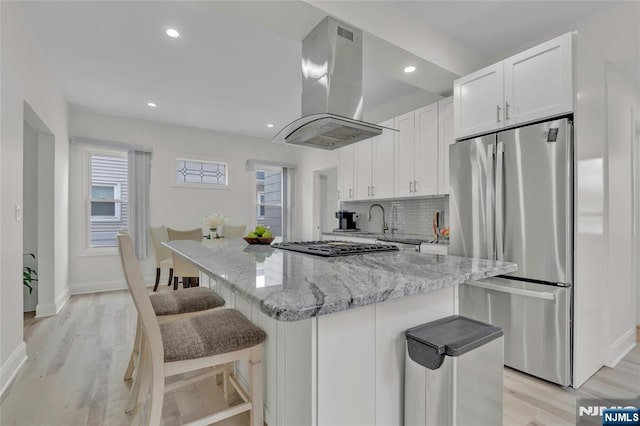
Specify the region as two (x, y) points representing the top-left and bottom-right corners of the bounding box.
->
(205, 273), (454, 426)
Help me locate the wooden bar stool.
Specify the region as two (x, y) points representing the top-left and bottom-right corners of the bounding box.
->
(117, 232), (265, 426)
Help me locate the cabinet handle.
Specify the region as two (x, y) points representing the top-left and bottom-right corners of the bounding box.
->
(409, 181), (413, 193)
(337, 190), (341, 200)
(349, 188), (352, 198)
(496, 105), (501, 123)
(414, 180), (418, 193)
(367, 186), (371, 196)
(505, 101), (510, 120)
(371, 186), (374, 196)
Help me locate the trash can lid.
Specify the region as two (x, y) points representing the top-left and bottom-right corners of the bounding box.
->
(406, 316), (503, 369)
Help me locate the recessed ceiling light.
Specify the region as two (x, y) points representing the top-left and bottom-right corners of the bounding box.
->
(267, 124), (274, 128)
(147, 102), (157, 107)
(404, 66), (416, 73)
(166, 28), (180, 38)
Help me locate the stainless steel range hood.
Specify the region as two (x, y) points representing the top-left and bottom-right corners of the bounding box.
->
(272, 17), (386, 150)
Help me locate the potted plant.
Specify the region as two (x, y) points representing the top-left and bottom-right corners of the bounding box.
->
(23, 253), (38, 294)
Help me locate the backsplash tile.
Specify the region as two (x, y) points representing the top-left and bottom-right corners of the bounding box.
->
(342, 196), (449, 236)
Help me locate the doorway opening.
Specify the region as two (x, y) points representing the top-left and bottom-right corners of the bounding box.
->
(313, 167), (338, 240)
(22, 102), (55, 319)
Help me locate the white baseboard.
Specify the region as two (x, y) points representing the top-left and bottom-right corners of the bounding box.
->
(0, 341), (27, 400)
(69, 276), (155, 295)
(605, 328), (636, 367)
(35, 287), (71, 318)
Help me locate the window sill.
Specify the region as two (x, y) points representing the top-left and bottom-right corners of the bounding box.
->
(172, 183), (232, 191)
(78, 246), (120, 257)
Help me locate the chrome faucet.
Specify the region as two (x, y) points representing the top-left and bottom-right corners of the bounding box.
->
(390, 204), (399, 234)
(368, 203), (388, 234)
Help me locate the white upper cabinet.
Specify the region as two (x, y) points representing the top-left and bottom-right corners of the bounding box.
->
(503, 32), (573, 127)
(394, 107), (439, 197)
(372, 119), (395, 199)
(413, 104), (439, 196)
(437, 97), (454, 195)
(454, 32), (574, 140)
(394, 111), (415, 197)
(353, 139), (373, 200)
(453, 62), (504, 139)
(339, 145), (355, 201)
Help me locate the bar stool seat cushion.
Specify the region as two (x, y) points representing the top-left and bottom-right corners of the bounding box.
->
(160, 309), (267, 362)
(149, 287), (225, 316)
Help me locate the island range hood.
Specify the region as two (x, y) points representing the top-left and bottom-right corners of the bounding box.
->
(272, 17), (386, 150)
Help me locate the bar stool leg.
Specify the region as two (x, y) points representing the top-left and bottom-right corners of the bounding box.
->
(153, 268), (161, 292)
(249, 346), (263, 426)
(167, 268), (173, 287)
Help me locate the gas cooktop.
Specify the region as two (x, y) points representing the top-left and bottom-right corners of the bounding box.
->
(272, 241), (399, 257)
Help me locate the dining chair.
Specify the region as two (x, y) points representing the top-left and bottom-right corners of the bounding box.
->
(221, 224), (246, 239)
(117, 232), (265, 426)
(148, 226), (173, 292)
(167, 227), (203, 289)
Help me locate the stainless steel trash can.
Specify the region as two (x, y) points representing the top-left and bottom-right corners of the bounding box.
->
(404, 315), (504, 426)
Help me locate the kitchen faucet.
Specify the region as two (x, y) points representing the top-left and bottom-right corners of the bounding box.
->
(367, 203), (388, 234)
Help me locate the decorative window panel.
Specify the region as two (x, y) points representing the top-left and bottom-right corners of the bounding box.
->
(175, 158), (228, 186)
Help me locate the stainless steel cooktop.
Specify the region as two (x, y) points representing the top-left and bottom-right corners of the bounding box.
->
(272, 241), (399, 257)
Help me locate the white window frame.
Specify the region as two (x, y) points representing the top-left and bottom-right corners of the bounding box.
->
(81, 147), (128, 254)
(173, 155), (230, 189)
(90, 182), (122, 222)
(257, 191), (266, 220)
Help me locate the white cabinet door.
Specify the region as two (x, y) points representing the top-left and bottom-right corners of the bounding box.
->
(504, 32), (573, 127)
(437, 97), (454, 195)
(394, 111), (415, 197)
(414, 104), (439, 196)
(353, 139), (373, 200)
(454, 62), (504, 139)
(339, 145), (355, 200)
(372, 119), (394, 199)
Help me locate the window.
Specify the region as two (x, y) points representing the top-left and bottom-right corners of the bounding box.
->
(257, 192), (265, 219)
(175, 158), (227, 186)
(90, 183), (121, 221)
(255, 169), (284, 237)
(88, 152), (128, 248)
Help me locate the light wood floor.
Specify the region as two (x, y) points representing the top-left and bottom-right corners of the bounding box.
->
(1, 290), (639, 425)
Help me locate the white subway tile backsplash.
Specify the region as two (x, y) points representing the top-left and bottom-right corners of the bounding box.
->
(342, 196), (449, 236)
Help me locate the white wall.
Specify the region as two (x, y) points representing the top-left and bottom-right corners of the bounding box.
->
(0, 2), (70, 396)
(67, 108), (299, 293)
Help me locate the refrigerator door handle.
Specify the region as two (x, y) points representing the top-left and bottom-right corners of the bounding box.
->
(466, 280), (556, 301)
(487, 143), (496, 259)
(495, 141), (505, 260)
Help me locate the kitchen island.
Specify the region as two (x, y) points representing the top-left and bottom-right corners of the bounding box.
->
(164, 239), (516, 426)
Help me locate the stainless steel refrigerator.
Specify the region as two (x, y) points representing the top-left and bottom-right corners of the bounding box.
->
(450, 118), (573, 386)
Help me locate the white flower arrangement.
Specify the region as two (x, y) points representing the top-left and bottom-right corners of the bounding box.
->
(203, 213), (226, 229)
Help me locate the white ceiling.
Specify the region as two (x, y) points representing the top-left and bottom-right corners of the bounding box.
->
(19, 1), (620, 140)
(393, 1), (617, 59)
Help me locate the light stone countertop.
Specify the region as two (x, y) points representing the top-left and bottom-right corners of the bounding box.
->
(164, 239), (516, 322)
